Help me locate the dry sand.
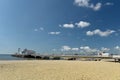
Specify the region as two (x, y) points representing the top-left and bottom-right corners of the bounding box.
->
(0, 60), (120, 80)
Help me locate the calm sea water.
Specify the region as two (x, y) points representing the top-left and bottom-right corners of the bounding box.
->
(0, 54), (25, 60)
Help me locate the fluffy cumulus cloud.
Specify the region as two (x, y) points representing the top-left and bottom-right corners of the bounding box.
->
(80, 46), (90, 50)
(114, 46), (120, 50)
(63, 23), (74, 28)
(86, 31), (94, 36)
(74, 0), (102, 11)
(60, 45), (99, 53)
(61, 21), (90, 29)
(92, 3), (102, 11)
(101, 47), (110, 52)
(75, 21), (90, 28)
(61, 46), (71, 51)
(48, 32), (61, 35)
(80, 46), (98, 53)
(86, 29), (115, 37)
(71, 48), (79, 51)
(61, 46), (79, 51)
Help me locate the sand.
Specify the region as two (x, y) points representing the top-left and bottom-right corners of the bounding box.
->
(0, 60), (120, 80)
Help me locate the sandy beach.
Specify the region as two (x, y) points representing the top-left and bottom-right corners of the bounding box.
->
(0, 60), (120, 80)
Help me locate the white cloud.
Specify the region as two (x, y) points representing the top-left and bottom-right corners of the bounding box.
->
(48, 32), (61, 35)
(74, 0), (102, 11)
(80, 46), (98, 53)
(75, 21), (90, 28)
(86, 29), (115, 37)
(80, 46), (90, 50)
(101, 47), (110, 52)
(61, 46), (71, 51)
(86, 31), (94, 36)
(74, 0), (89, 7)
(105, 2), (114, 6)
(72, 48), (79, 51)
(63, 23), (74, 28)
(61, 46), (80, 51)
(60, 21), (90, 29)
(91, 3), (102, 11)
(60, 45), (99, 53)
(114, 46), (120, 50)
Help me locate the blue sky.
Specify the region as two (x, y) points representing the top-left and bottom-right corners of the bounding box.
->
(0, 0), (120, 54)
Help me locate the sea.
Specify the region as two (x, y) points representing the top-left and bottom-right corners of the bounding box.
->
(0, 54), (25, 60)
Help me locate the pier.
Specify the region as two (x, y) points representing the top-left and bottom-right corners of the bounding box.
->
(12, 48), (120, 62)
(12, 53), (115, 61)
